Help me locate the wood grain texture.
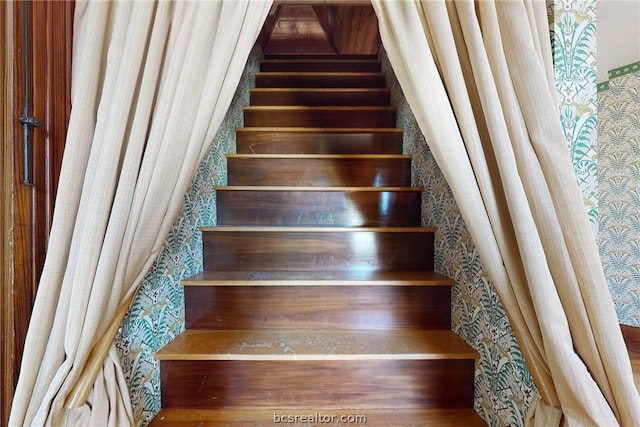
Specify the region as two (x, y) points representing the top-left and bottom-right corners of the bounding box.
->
(621, 324), (640, 354)
(249, 88), (390, 106)
(201, 227), (435, 272)
(235, 128), (403, 154)
(184, 284), (452, 330)
(149, 408), (487, 427)
(159, 358), (476, 409)
(215, 186), (421, 226)
(226, 154), (411, 187)
(255, 72), (386, 88)
(259, 59), (381, 72)
(243, 106), (396, 128)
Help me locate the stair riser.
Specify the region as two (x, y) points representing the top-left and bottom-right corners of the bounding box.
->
(216, 189), (421, 227)
(255, 73), (386, 88)
(184, 285), (452, 330)
(227, 157), (412, 187)
(260, 60), (381, 72)
(160, 359), (476, 409)
(236, 130), (403, 154)
(244, 108), (396, 128)
(250, 89), (390, 106)
(202, 230), (434, 271)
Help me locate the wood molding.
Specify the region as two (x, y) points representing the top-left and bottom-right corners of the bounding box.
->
(621, 324), (640, 354)
(1, 2), (73, 425)
(1, 3), (16, 425)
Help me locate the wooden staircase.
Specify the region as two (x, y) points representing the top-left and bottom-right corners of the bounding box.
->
(149, 55), (485, 426)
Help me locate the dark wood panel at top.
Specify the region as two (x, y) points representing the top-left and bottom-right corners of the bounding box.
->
(184, 284), (452, 330)
(160, 359), (476, 410)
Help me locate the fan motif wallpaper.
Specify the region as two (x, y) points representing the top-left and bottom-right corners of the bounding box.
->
(115, 2), (598, 425)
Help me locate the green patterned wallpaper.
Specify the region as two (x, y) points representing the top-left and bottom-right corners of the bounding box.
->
(114, 1), (599, 425)
(598, 64), (640, 325)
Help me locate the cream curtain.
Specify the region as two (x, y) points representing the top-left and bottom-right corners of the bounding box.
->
(9, 1), (271, 425)
(372, 0), (640, 426)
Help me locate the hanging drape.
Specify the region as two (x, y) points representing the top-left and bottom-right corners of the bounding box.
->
(372, 0), (640, 426)
(9, 1), (271, 425)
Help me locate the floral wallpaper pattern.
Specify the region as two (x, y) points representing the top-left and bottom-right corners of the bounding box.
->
(598, 64), (640, 326)
(115, 1), (598, 425)
(115, 45), (262, 426)
(552, 0), (598, 227)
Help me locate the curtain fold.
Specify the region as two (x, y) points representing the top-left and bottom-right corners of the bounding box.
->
(8, 1), (272, 425)
(372, 0), (640, 426)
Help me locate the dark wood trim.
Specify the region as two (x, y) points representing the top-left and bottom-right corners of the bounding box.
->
(1, 2), (73, 425)
(621, 324), (640, 354)
(1, 3), (16, 425)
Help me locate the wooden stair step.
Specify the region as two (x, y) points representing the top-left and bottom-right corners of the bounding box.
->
(235, 127), (403, 154)
(149, 408), (487, 426)
(243, 106), (396, 128)
(156, 330), (477, 410)
(226, 154), (412, 187)
(250, 88), (390, 106)
(155, 329), (478, 361)
(215, 186), (422, 227)
(260, 58), (382, 72)
(182, 270), (454, 285)
(183, 271), (454, 330)
(255, 72), (387, 88)
(265, 54), (379, 60)
(201, 226), (435, 272)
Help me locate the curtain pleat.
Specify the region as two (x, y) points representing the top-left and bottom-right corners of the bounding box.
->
(372, 0), (640, 425)
(8, 1), (272, 426)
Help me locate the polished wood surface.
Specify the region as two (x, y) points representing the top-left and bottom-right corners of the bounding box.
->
(250, 88), (390, 106)
(215, 186), (421, 226)
(243, 106), (396, 127)
(2, 2), (73, 424)
(236, 127), (403, 154)
(260, 59), (381, 72)
(201, 227), (435, 272)
(227, 154), (411, 187)
(160, 358), (475, 409)
(156, 330), (478, 360)
(150, 408), (487, 427)
(255, 71), (386, 88)
(152, 54), (482, 425)
(184, 284), (452, 330)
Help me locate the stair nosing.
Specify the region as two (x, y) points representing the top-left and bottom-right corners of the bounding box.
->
(255, 71), (386, 76)
(200, 226), (436, 232)
(235, 127), (403, 132)
(181, 270), (454, 287)
(213, 186), (422, 191)
(243, 106), (395, 111)
(155, 329), (479, 361)
(226, 154), (411, 159)
(250, 87), (390, 92)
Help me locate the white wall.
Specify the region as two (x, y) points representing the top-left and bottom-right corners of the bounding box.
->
(597, 0), (640, 83)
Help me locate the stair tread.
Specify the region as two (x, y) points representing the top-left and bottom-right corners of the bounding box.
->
(227, 153), (410, 159)
(155, 329), (479, 361)
(214, 186), (422, 192)
(250, 87), (390, 93)
(200, 226), (436, 232)
(244, 105), (395, 111)
(150, 408), (486, 426)
(182, 270), (454, 286)
(256, 71), (386, 77)
(236, 127), (402, 132)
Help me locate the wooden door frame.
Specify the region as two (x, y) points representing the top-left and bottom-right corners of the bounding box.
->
(1, 2), (73, 425)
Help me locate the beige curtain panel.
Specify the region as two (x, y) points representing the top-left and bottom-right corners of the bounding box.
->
(372, 0), (640, 426)
(8, 1), (271, 425)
